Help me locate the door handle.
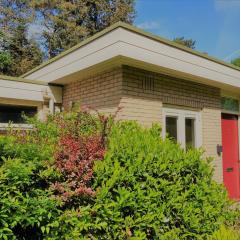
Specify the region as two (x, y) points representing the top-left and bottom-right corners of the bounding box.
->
(226, 168), (234, 172)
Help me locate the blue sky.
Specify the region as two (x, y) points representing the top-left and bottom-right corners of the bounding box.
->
(134, 0), (240, 62)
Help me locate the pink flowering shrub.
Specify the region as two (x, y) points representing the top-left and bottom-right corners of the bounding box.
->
(53, 134), (105, 201)
(0, 106), (115, 238)
(50, 108), (114, 202)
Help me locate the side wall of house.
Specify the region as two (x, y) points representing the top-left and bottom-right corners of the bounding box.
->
(119, 66), (222, 182)
(62, 65), (222, 183)
(63, 68), (122, 114)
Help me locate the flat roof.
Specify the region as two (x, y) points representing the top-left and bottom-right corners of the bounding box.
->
(0, 74), (47, 85)
(21, 22), (240, 78)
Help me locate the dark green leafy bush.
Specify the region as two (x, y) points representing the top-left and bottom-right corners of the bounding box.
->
(207, 225), (240, 240)
(0, 110), (107, 239)
(0, 112), (235, 239)
(46, 122), (234, 240)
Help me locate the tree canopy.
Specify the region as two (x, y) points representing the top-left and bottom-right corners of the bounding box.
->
(31, 0), (136, 58)
(0, 0), (42, 76)
(0, 0), (136, 76)
(231, 57), (240, 68)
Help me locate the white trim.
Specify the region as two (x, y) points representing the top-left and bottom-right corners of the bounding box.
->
(0, 78), (62, 103)
(0, 123), (33, 130)
(24, 27), (240, 94)
(162, 107), (202, 149)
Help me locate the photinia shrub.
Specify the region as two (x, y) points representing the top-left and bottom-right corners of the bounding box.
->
(0, 108), (112, 239)
(0, 110), (236, 239)
(47, 122), (234, 240)
(52, 134), (105, 201)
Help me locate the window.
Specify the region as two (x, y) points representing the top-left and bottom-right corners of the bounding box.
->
(163, 108), (201, 149)
(185, 118), (195, 149)
(166, 116), (178, 142)
(0, 104), (37, 124)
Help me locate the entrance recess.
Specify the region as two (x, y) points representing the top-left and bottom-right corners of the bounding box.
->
(221, 114), (240, 199)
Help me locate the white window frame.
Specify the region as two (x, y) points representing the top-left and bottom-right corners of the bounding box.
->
(0, 123), (33, 130)
(162, 107), (202, 149)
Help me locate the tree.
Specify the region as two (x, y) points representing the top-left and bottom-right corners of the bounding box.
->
(231, 57), (240, 67)
(31, 0), (136, 58)
(0, 1), (42, 76)
(0, 31), (12, 74)
(0, 0), (136, 75)
(7, 24), (43, 76)
(173, 36), (196, 49)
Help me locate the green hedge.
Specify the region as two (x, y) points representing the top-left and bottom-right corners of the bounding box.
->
(46, 122), (234, 239)
(0, 113), (236, 239)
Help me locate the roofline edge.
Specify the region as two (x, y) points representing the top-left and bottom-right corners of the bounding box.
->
(21, 21), (240, 78)
(0, 74), (48, 86)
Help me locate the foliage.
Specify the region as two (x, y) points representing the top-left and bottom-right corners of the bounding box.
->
(0, 111), (235, 239)
(30, 0), (136, 58)
(173, 36), (196, 49)
(0, 132), (60, 239)
(0, 31), (12, 74)
(0, 51), (12, 74)
(51, 111), (107, 202)
(7, 24), (43, 76)
(0, 1), (136, 75)
(232, 57), (240, 68)
(0, 110), (110, 239)
(46, 122), (234, 239)
(208, 225), (240, 240)
(0, 1), (42, 76)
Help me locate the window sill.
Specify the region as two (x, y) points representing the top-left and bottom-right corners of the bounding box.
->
(0, 123), (33, 130)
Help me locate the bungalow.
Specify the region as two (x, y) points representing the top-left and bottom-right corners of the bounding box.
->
(1, 22), (240, 199)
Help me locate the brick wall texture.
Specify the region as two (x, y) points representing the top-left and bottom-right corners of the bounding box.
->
(63, 67), (122, 114)
(63, 65), (223, 182)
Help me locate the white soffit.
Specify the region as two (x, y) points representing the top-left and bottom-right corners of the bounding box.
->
(24, 26), (240, 91)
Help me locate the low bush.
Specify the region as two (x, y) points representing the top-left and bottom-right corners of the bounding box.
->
(46, 122), (234, 239)
(208, 226), (240, 240)
(0, 110), (109, 239)
(91, 122), (233, 239)
(0, 111), (236, 239)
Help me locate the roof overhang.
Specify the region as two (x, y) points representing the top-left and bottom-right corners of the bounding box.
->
(0, 76), (62, 104)
(22, 22), (240, 94)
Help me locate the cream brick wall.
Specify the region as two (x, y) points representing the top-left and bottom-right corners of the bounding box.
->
(63, 65), (223, 182)
(202, 108), (222, 182)
(63, 68), (122, 115)
(119, 66), (222, 182)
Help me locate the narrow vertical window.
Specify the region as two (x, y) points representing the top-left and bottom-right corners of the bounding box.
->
(166, 116), (178, 142)
(185, 118), (195, 149)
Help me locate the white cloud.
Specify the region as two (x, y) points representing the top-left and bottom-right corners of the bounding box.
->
(136, 21), (160, 30)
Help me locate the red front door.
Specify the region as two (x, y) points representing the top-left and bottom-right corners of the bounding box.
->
(221, 114), (240, 199)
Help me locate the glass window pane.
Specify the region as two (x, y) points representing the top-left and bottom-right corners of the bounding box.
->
(166, 116), (178, 142)
(0, 105), (37, 123)
(185, 118), (195, 149)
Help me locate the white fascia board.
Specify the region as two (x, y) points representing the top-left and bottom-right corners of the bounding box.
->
(117, 28), (240, 89)
(25, 28), (122, 82)
(25, 27), (240, 90)
(0, 79), (62, 103)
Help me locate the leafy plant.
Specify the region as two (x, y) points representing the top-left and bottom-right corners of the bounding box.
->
(46, 122), (234, 239)
(208, 225), (240, 240)
(0, 109), (111, 239)
(0, 112), (236, 239)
